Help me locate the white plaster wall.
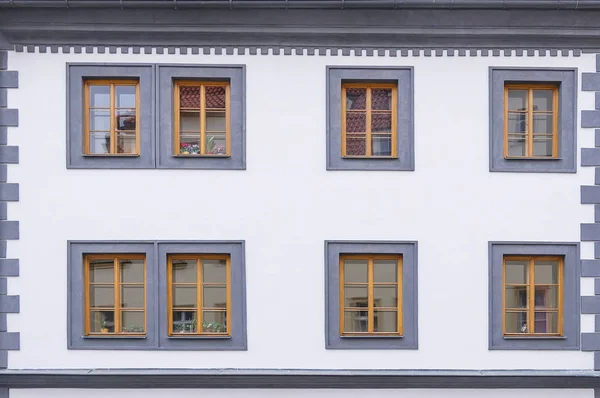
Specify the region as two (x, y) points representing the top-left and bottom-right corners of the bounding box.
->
(4, 49), (597, 370)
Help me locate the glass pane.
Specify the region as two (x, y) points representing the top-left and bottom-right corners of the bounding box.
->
(507, 112), (527, 133)
(90, 109), (110, 131)
(344, 286), (368, 307)
(345, 136), (366, 156)
(505, 260), (529, 284)
(344, 260), (368, 283)
(116, 109), (136, 130)
(121, 286), (144, 308)
(373, 310), (397, 333)
(203, 286), (227, 309)
(507, 137), (526, 157)
(508, 89), (528, 111)
(180, 110), (201, 131)
(203, 259), (227, 283)
(533, 114), (553, 134)
(116, 85), (136, 108)
(372, 136), (392, 157)
(533, 138), (553, 157)
(89, 310), (114, 333)
(172, 259), (197, 283)
(173, 286), (197, 308)
(116, 131), (136, 154)
(120, 259), (144, 283)
(372, 113), (391, 134)
(89, 286), (114, 307)
(374, 260), (398, 283)
(206, 132), (227, 155)
(533, 90), (554, 112)
(535, 286), (558, 309)
(346, 111), (366, 133)
(90, 85), (110, 108)
(179, 86), (200, 108)
(371, 88), (392, 110)
(344, 310), (369, 333)
(206, 110), (226, 132)
(172, 310), (197, 333)
(89, 131), (110, 154)
(121, 311), (145, 333)
(179, 133), (201, 155)
(89, 259), (114, 283)
(205, 86), (226, 109)
(374, 286), (397, 308)
(202, 310), (227, 333)
(535, 260), (559, 284)
(534, 311), (558, 334)
(346, 88), (366, 110)
(505, 311), (528, 333)
(505, 286), (528, 309)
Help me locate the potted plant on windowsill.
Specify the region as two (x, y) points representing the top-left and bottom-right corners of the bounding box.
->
(100, 321), (109, 334)
(122, 325), (144, 333)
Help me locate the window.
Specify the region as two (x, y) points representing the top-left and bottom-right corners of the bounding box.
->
(503, 256), (562, 336)
(504, 85), (558, 159)
(84, 254), (146, 335)
(342, 84), (397, 158)
(174, 82), (230, 157)
(84, 80), (140, 155)
(168, 254), (230, 336)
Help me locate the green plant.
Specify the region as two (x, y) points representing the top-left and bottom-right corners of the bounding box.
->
(122, 325), (145, 333)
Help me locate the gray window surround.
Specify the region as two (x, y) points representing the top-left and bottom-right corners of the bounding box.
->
(157, 241), (247, 350)
(157, 64), (246, 170)
(489, 67), (577, 173)
(326, 66), (414, 171)
(66, 64), (156, 169)
(67, 241), (158, 350)
(325, 241), (418, 349)
(488, 241), (580, 350)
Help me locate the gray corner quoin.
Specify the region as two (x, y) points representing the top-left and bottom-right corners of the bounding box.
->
(325, 241), (418, 349)
(326, 66), (414, 171)
(489, 67), (577, 173)
(488, 242), (580, 350)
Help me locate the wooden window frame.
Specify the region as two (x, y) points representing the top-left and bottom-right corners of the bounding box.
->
(502, 255), (563, 337)
(167, 254), (232, 337)
(503, 84), (559, 159)
(83, 79), (141, 156)
(339, 254), (402, 336)
(173, 81), (231, 157)
(341, 83), (398, 159)
(83, 253), (146, 336)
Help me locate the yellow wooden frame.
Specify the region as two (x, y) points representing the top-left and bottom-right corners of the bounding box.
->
(504, 84), (559, 159)
(173, 81), (231, 156)
(341, 83), (397, 158)
(502, 255), (563, 336)
(83, 79), (140, 156)
(167, 254), (231, 336)
(339, 254), (402, 336)
(83, 254), (146, 336)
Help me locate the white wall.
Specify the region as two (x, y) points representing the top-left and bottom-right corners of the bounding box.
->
(5, 49), (597, 370)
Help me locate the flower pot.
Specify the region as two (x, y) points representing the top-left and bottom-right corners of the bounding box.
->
(100, 328), (109, 333)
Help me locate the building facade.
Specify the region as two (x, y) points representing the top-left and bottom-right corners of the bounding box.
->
(1, 0), (600, 396)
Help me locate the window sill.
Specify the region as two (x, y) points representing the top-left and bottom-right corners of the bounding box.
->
(503, 336), (567, 340)
(168, 335), (232, 340)
(82, 335), (147, 339)
(342, 156), (399, 160)
(340, 335), (404, 339)
(504, 157), (562, 161)
(82, 154), (140, 157)
(173, 154), (231, 158)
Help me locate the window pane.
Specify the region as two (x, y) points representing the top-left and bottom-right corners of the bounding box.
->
(505, 286), (528, 309)
(374, 286), (397, 308)
(89, 310), (114, 333)
(505, 311), (528, 333)
(206, 132), (227, 155)
(116, 131), (136, 154)
(121, 286), (144, 308)
(89, 131), (110, 154)
(120, 259), (144, 283)
(116, 109), (136, 130)
(172, 259), (197, 283)
(205, 86), (226, 109)
(535, 260), (559, 284)
(535, 286), (558, 309)
(89, 260), (114, 283)
(372, 136), (392, 157)
(172, 310), (197, 333)
(373, 310), (397, 333)
(507, 137), (527, 157)
(121, 311), (145, 333)
(344, 310), (369, 333)
(371, 88), (392, 111)
(374, 260), (397, 283)
(202, 310), (227, 333)
(206, 110), (226, 132)
(179, 133), (201, 155)
(89, 286), (114, 307)
(346, 88), (366, 110)
(533, 90), (554, 112)
(346, 111), (366, 133)
(203, 259), (227, 283)
(508, 89), (528, 111)
(90, 109), (110, 131)
(507, 112), (527, 133)
(533, 114), (553, 134)
(180, 86), (200, 108)
(344, 260), (368, 283)
(90, 85), (110, 108)
(532, 138), (553, 157)
(344, 286), (368, 307)
(534, 311), (558, 334)
(505, 260), (529, 284)
(203, 286), (227, 309)
(345, 135), (366, 156)
(180, 110), (201, 131)
(173, 286), (197, 308)
(372, 113), (391, 134)
(116, 85), (136, 108)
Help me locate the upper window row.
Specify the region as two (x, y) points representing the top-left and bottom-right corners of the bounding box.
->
(67, 65), (577, 172)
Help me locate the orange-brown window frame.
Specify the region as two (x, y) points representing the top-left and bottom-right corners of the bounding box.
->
(173, 81), (231, 156)
(83, 79), (141, 155)
(167, 254), (232, 337)
(83, 253), (146, 336)
(502, 255), (563, 337)
(339, 254), (402, 336)
(341, 83), (398, 158)
(504, 84), (559, 159)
